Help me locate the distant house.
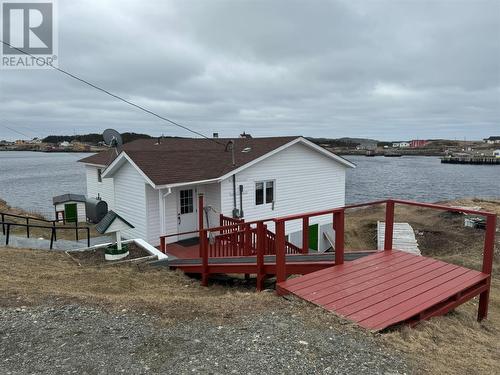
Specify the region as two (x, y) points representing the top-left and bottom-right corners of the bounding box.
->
(79, 137), (355, 250)
(494, 150), (500, 158)
(410, 140), (429, 148)
(392, 142), (410, 148)
(484, 136), (500, 144)
(355, 140), (377, 150)
(59, 141), (71, 147)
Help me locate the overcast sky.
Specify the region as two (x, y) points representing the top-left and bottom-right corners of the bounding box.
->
(1, 0), (499, 141)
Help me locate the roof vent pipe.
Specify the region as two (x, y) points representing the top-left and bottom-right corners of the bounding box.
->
(225, 140), (235, 166)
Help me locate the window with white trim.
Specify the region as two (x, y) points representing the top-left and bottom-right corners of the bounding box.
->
(255, 180), (274, 205)
(179, 189), (194, 214)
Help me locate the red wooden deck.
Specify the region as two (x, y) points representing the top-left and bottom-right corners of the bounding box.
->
(158, 197), (496, 330)
(276, 250), (490, 331)
(164, 242), (200, 259)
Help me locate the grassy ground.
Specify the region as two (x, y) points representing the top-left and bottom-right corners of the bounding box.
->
(0, 198), (100, 240)
(0, 198), (498, 374)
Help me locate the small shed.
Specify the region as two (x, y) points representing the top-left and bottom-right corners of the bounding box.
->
(53, 194), (86, 223)
(96, 211), (134, 251)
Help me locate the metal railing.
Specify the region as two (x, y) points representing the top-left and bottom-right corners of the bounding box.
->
(0, 211), (90, 249)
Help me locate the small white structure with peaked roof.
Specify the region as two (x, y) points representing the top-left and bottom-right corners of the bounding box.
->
(52, 193), (87, 223)
(96, 210), (135, 260)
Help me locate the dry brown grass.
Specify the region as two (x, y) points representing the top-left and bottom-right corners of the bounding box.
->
(0, 247), (284, 324)
(0, 198), (100, 240)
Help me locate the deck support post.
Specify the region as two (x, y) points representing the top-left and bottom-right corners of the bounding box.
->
(384, 200), (395, 251)
(198, 194), (209, 286)
(198, 194), (204, 258)
(244, 223), (251, 256)
(201, 229), (209, 287)
(256, 222), (265, 291)
(275, 220), (286, 284)
(302, 216), (309, 254)
(333, 210), (345, 265)
(160, 236), (166, 253)
(478, 214), (496, 321)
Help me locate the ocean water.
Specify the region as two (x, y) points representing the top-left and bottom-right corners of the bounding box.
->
(0, 151), (88, 217)
(0, 151), (499, 218)
(345, 155), (500, 203)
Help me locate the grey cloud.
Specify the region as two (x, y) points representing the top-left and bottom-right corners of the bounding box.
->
(0, 0), (499, 140)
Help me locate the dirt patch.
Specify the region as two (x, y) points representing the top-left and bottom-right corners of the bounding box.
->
(68, 242), (151, 266)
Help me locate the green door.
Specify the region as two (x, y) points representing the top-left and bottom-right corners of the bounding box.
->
(308, 224), (319, 251)
(65, 203), (77, 223)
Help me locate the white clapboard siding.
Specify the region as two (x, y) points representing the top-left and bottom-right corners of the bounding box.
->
(85, 165), (115, 210)
(113, 162), (147, 240)
(220, 142), (347, 234)
(145, 184), (160, 245)
(377, 221), (421, 256)
(199, 183), (221, 229)
(164, 189), (179, 244)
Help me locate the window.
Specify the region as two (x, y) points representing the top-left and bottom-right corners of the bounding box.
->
(255, 182), (264, 205)
(97, 168), (102, 183)
(265, 181), (274, 203)
(255, 180), (274, 205)
(180, 189), (194, 214)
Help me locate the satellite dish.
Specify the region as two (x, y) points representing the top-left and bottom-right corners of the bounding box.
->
(102, 129), (123, 150)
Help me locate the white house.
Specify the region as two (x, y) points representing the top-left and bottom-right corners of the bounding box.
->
(484, 136), (500, 144)
(392, 141), (410, 148)
(79, 137), (355, 251)
(494, 150), (500, 158)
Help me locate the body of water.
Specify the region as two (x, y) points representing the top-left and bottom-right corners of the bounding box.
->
(0, 152), (499, 218)
(0, 151), (88, 217)
(345, 155), (500, 204)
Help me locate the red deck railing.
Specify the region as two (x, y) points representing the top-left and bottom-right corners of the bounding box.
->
(159, 196), (496, 315)
(272, 198), (496, 321)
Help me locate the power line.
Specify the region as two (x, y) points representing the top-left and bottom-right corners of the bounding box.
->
(0, 122), (32, 138)
(1, 39), (225, 145)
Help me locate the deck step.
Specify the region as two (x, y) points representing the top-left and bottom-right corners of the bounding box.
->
(277, 250), (488, 331)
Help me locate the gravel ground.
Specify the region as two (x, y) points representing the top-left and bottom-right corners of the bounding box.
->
(0, 304), (411, 374)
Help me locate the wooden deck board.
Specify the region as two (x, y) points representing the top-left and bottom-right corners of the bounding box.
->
(277, 250), (488, 331)
(287, 252), (415, 294)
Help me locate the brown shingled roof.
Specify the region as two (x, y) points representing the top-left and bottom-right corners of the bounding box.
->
(79, 136), (300, 186)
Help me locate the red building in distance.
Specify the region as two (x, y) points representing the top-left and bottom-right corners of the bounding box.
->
(410, 139), (429, 148)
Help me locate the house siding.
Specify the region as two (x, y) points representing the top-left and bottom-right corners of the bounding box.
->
(199, 183), (221, 229)
(113, 162), (147, 240)
(164, 189), (178, 244)
(145, 185), (160, 245)
(85, 165), (115, 210)
(220, 142), (347, 237)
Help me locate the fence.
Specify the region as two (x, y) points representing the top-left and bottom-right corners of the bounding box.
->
(1, 211), (90, 249)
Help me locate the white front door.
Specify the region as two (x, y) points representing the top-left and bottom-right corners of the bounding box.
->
(177, 188), (197, 240)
